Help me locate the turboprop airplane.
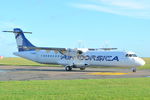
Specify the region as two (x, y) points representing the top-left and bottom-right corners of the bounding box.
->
(3, 28), (145, 72)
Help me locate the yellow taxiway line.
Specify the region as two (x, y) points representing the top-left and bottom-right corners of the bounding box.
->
(88, 72), (129, 75)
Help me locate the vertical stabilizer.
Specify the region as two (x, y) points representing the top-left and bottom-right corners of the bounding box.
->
(3, 28), (35, 51)
(13, 28), (35, 51)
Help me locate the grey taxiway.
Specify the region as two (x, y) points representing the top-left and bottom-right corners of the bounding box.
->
(0, 66), (149, 81)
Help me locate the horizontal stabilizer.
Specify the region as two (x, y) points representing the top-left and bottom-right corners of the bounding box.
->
(3, 30), (32, 34)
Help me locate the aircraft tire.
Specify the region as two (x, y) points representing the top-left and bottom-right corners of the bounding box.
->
(65, 66), (72, 71)
(132, 67), (136, 72)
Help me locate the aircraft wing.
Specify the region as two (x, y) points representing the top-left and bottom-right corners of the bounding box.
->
(26, 47), (66, 51)
(23, 46), (117, 51)
(88, 48), (117, 51)
(22, 47), (67, 54)
(22, 47), (117, 56)
(22, 47), (81, 55)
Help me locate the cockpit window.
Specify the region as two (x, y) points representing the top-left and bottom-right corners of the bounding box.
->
(126, 54), (137, 57)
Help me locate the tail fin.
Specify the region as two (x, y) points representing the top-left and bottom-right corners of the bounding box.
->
(3, 28), (35, 51)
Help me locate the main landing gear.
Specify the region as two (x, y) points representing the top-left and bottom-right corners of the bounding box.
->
(80, 68), (86, 70)
(65, 66), (72, 71)
(65, 66), (86, 71)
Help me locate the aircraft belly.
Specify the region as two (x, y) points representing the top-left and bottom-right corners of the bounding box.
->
(88, 60), (122, 67)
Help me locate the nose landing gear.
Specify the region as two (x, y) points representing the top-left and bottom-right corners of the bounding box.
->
(132, 67), (136, 72)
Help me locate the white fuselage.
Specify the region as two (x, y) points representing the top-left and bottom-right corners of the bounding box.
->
(13, 50), (145, 68)
(4, 28), (145, 71)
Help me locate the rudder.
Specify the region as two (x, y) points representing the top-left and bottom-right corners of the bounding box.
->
(13, 28), (35, 51)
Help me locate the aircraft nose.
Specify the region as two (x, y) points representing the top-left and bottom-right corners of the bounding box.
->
(135, 58), (145, 66)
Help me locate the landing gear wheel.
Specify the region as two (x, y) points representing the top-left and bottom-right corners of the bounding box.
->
(132, 67), (136, 72)
(80, 68), (86, 70)
(65, 66), (72, 71)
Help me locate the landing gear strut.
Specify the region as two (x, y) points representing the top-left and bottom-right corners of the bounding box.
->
(65, 66), (72, 71)
(80, 68), (86, 70)
(132, 67), (136, 72)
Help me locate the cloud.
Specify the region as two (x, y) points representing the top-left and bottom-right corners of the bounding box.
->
(99, 0), (148, 9)
(71, 0), (150, 18)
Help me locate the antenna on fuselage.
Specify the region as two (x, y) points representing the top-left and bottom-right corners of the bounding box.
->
(77, 40), (85, 48)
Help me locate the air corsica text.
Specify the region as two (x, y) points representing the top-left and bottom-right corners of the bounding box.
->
(61, 55), (119, 61)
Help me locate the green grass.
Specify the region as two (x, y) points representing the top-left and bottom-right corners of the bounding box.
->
(0, 58), (150, 100)
(0, 57), (150, 69)
(0, 78), (150, 100)
(138, 58), (150, 69)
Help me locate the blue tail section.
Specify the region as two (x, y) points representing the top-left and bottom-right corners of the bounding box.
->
(14, 28), (35, 52)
